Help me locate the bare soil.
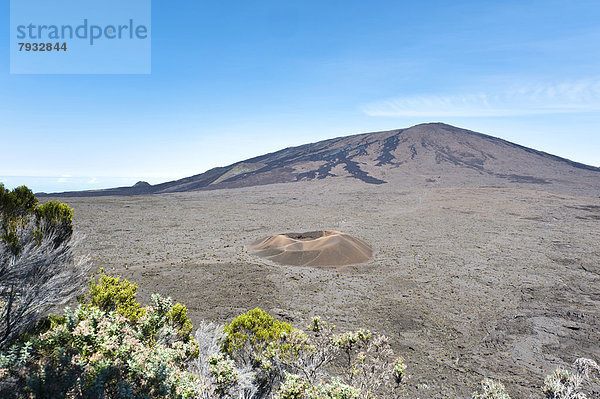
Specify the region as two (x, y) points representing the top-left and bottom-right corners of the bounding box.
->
(62, 179), (600, 398)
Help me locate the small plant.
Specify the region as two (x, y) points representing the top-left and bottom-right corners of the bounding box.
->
(276, 373), (360, 399)
(393, 357), (407, 384)
(207, 353), (241, 396)
(472, 378), (511, 399)
(477, 358), (600, 399)
(543, 358), (600, 399)
(277, 373), (310, 399)
(316, 377), (361, 399)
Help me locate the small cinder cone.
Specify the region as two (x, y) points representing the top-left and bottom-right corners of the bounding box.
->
(249, 230), (372, 266)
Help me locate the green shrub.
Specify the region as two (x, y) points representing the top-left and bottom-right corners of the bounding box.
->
(0, 272), (202, 398)
(316, 378), (361, 399)
(393, 357), (407, 384)
(85, 272), (195, 345)
(1, 185), (74, 254)
(85, 270), (146, 323)
(84, 270), (195, 342)
(277, 373), (310, 399)
(222, 307), (293, 356)
(168, 302), (194, 342)
(221, 308), (296, 393)
(0, 184), (38, 254)
(34, 200), (73, 247)
(220, 311), (405, 398)
(0, 184), (37, 220)
(0, 227), (19, 256)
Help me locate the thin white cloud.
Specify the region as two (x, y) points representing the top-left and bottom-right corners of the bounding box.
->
(362, 79), (600, 117)
(57, 175), (71, 183)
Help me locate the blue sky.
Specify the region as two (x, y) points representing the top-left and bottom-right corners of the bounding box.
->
(1, 0), (599, 192)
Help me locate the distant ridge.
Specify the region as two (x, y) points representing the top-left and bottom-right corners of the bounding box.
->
(43, 123), (600, 197)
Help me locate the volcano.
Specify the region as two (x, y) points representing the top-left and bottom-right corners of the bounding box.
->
(45, 123), (600, 196)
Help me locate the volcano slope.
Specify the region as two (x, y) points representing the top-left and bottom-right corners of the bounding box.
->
(47, 122), (599, 197)
(52, 124), (600, 397)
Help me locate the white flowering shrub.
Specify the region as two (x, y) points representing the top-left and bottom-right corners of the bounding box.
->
(543, 358), (600, 399)
(189, 321), (257, 399)
(283, 317), (406, 398)
(276, 373), (359, 399)
(0, 295), (202, 398)
(472, 378), (511, 399)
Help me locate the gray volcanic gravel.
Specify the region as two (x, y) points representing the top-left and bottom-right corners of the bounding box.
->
(62, 178), (600, 398)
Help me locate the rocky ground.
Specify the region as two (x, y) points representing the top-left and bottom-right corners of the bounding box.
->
(61, 179), (600, 398)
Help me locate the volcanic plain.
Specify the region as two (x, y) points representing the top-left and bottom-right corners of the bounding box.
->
(59, 179), (599, 398)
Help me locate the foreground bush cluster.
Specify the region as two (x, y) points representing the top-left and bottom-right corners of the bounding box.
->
(1, 185), (599, 398)
(0, 270), (406, 398)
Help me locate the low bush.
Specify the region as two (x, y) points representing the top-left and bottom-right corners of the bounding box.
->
(0, 184), (90, 348)
(0, 294), (201, 398)
(472, 378), (511, 399)
(473, 358), (600, 399)
(277, 373), (359, 399)
(220, 311), (405, 399)
(34, 200), (73, 248)
(543, 358), (600, 399)
(85, 270), (146, 323)
(0, 185), (73, 254)
(223, 307), (294, 359)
